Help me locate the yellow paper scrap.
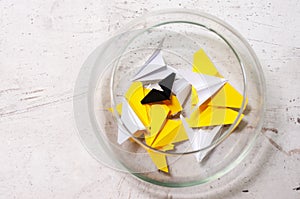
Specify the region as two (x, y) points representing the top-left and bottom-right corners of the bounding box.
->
(192, 49), (223, 78)
(108, 103), (123, 115)
(143, 87), (152, 121)
(187, 106), (244, 127)
(145, 105), (170, 146)
(208, 83), (248, 109)
(147, 150), (168, 172)
(116, 103), (123, 115)
(125, 81), (150, 127)
(161, 143), (174, 151)
(191, 86), (198, 108)
(171, 121), (189, 144)
(190, 48), (247, 128)
(167, 94), (182, 115)
(152, 119), (181, 148)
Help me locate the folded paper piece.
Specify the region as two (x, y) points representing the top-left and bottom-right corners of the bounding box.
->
(187, 49), (246, 127)
(141, 73), (176, 104)
(146, 119), (185, 172)
(192, 49), (223, 78)
(125, 81), (150, 127)
(178, 69), (228, 107)
(131, 49), (178, 82)
(181, 115), (221, 162)
(134, 65), (177, 82)
(192, 49), (247, 109)
(172, 78), (191, 105)
(118, 99), (145, 144)
(187, 105), (243, 127)
(167, 94), (183, 116)
(151, 119), (182, 148)
(146, 105), (170, 146)
(208, 83), (248, 109)
(110, 47), (247, 172)
(147, 149), (169, 173)
(143, 87), (182, 115)
(131, 50), (166, 81)
(172, 122), (189, 144)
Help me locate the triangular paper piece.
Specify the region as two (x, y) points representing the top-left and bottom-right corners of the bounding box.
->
(141, 89), (169, 104)
(167, 94), (182, 115)
(180, 115), (221, 162)
(143, 86), (182, 115)
(178, 69), (227, 91)
(192, 49), (247, 110)
(108, 103), (122, 115)
(161, 143), (174, 151)
(117, 127), (130, 145)
(191, 86), (198, 108)
(141, 73), (176, 104)
(171, 121), (189, 144)
(208, 82), (247, 109)
(158, 72), (176, 96)
(118, 99), (145, 144)
(151, 119), (181, 148)
(146, 105), (170, 146)
(116, 103), (123, 115)
(133, 65), (177, 82)
(195, 80), (227, 107)
(187, 106), (244, 127)
(143, 87), (152, 120)
(195, 126), (221, 162)
(147, 149), (168, 172)
(131, 50), (166, 81)
(192, 49), (223, 78)
(178, 69), (227, 107)
(125, 82), (150, 127)
(173, 78), (191, 105)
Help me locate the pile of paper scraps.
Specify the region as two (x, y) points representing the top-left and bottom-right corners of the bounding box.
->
(110, 48), (247, 173)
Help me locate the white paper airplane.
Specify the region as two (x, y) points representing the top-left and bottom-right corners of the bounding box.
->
(195, 126), (221, 162)
(131, 50), (166, 81)
(180, 115), (221, 162)
(131, 49), (178, 82)
(178, 69), (228, 107)
(117, 99), (145, 144)
(132, 65), (178, 82)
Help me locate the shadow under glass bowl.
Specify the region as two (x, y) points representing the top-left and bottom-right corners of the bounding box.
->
(74, 9), (265, 187)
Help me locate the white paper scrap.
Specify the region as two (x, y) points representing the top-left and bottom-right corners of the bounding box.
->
(131, 50), (166, 81)
(180, 115), (221, 162)
(134, 65), (178, 82)
(173, 78), (191, 105)
(117, 99), (145, 144)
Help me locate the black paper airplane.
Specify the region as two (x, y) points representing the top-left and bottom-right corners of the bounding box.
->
(141, 73), (176, 104)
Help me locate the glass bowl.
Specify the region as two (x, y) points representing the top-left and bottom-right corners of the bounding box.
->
(74, 9), (265, 187)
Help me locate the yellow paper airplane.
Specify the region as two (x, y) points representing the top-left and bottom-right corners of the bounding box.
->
(187, 105), (244, 127)
(146, 119), (187, 173)
(188, 49), (247, 128)
(145, 105), (170, 146)
(208, 82), (248, 109)
(151, 119), (182, 148)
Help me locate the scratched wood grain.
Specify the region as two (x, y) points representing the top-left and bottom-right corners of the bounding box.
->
(0, 0), (299, 198)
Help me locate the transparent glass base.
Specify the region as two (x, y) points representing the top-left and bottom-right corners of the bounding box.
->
(74, 9), (265, 187)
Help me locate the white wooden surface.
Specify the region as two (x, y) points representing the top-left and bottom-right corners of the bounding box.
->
(0, 0), (299, 198)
